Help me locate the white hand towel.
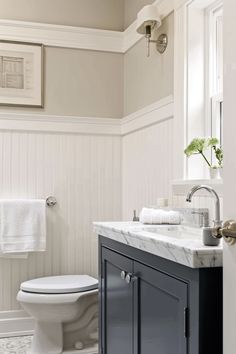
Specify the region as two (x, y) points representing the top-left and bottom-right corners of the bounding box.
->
(0, 199), (46, 253)
(139, 208), (181, 225)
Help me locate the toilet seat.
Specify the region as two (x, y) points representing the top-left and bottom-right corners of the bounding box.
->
(20, 275), (98, 294)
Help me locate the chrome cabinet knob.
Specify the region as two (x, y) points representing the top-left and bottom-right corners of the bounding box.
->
(125, 273), (132, 283)
(121, 271), (126, 280)
(125, 273), (137, 284)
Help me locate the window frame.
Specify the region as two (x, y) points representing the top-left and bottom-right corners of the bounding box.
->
(205, 2), (223, 144)
(173, 0), (224, 184)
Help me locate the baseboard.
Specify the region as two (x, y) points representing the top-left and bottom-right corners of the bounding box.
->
(0, 310), (34, 338)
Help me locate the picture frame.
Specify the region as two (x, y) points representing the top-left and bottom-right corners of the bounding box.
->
(0, 40), (44, 107)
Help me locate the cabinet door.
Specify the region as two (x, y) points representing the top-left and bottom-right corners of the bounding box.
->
(101, 247), (134, 354)
(134, 261), (188, 354)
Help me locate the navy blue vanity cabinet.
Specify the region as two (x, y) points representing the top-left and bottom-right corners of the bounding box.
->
(100, 247), (134, 354)
(99, 236), (223, 354)
(134, 261), (188, 354)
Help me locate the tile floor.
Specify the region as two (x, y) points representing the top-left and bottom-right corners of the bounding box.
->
(0, 336), (98, 353)
(0, 336), (32, 354)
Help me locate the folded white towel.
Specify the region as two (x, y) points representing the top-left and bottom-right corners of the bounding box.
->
(0, 199), (46, 254)
(139, 208), (181, 225)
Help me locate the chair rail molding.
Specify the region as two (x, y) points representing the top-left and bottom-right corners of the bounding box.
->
(0, 95), (173, 135)
(0, 0), (175, 53)
(121, 95), (174, 136)
(0, 112), (121, 136)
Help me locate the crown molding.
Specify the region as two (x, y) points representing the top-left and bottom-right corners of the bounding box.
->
(0, 20), (124, 53)
(0, 95), (173, 136)
(0, 0), (175, 53)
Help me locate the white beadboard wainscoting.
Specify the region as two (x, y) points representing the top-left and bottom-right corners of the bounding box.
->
(122, 117), (174, 219)
(122, 117), (223, 222)
(0, 130), (121, 315)
(121, 101), (223, 223)
(0, 95), (222, 336)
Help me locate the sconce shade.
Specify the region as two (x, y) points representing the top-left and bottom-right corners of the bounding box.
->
(136, 5), (162, 35)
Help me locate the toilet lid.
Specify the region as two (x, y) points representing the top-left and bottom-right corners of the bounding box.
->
(20, 275), (98, 294)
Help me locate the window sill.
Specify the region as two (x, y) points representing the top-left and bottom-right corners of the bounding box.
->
(172, 179), (223, 197)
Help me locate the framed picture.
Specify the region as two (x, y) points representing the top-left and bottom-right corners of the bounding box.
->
(0, 40), (44, 107)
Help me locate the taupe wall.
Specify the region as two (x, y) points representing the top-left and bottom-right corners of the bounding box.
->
(0, 0), (124, 31)
(1, 0), (156, 31)
(122, 11), (175, 223)
(1, 1), (173, 118)
(124, 0), (155, 29)
(0, 0), (124, 118)
(124, 13), (174, 115)
(4, 47), (123, 118)
(44, 48), (123, 118)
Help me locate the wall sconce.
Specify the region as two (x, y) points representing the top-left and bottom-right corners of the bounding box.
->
(136, 5), (168, 57)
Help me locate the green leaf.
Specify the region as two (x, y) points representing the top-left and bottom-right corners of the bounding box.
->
(184, 136), (223, 168)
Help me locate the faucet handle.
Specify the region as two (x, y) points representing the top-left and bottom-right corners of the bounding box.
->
(191, 210), (209, 227)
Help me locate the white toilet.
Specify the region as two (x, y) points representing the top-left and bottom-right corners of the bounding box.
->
(17, 275), (98, 354)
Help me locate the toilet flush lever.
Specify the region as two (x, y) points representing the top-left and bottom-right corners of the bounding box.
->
(213, 220), (236, 245)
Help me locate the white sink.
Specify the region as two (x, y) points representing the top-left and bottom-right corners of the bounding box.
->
(132, 224), (202, 240)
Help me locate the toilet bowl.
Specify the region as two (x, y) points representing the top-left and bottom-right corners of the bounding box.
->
(17, 275), (98, 354)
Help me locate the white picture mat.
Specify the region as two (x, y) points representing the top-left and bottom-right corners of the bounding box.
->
(0, 42), (43, 107)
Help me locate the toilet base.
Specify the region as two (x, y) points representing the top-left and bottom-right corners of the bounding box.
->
(29, 321), (63, 354)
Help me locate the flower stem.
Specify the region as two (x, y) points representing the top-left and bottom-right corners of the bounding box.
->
(200, 151), (211, 167)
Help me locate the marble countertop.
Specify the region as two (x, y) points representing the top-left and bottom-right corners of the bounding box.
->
(94, 222), (223, 268)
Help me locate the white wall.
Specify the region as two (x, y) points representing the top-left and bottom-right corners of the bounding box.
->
(122, 118), (173, 219)
(122, 5), (220, 221)
(0, 0), (221, 317)
(187, 6), (206, 179)
(124, 13), (174, 115)
(0, 129), (121, 311)
(223, 0), (236, 352)
(0, 0), (124, 315)
(122, 12), (175, 216)
(0, 0), (123, 314)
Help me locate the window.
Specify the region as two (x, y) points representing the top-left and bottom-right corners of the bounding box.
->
(207, 3), (223, 145)
(186, 0), (223, 179)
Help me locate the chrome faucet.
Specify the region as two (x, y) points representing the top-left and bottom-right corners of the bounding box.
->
(186, 185), (222, 229)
